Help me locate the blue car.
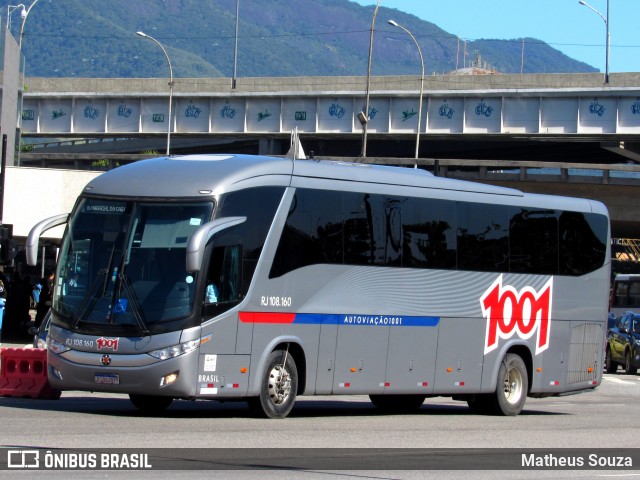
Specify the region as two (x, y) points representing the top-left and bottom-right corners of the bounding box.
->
(606, 311), (640, 374)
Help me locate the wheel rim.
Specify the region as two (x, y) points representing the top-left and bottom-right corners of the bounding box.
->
(502, 366), (524, 405)
(267, 364), (291, 405)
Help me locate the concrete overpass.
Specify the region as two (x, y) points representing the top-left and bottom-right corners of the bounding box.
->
(5, 72), (640, 246)
(16, 72), (640, 163)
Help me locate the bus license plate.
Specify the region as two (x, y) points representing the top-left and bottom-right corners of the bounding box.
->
(95, 373), (120, 385)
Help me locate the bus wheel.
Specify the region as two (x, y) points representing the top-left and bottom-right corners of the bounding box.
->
(129, 394), (173, 413)
(624, 351), (637, 375)
(249, 349), (298, 419)
(605, 348), (618, 373)
(491, 353), (528, 416)
(369, 394), (426, 413)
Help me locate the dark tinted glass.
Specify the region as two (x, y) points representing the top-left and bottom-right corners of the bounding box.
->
(457, 202), (509, 272)
(509, 209), (559, 274)
(215, 187), (285, 294)
(559, 212), (608, 275)
(270, 188), (607, 278)
(402, 197), (456, 269)
(270, 189), (342, 278)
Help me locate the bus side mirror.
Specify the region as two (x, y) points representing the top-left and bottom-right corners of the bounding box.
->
(185, 216), (246, 273)
(26, 214), (69, 266)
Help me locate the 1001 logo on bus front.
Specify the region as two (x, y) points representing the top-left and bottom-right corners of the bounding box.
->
(480, 275), (553, 356)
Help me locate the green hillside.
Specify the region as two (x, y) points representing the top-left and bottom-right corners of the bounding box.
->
(1, 0), (598, 78)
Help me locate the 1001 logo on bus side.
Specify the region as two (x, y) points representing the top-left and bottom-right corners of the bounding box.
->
(480, 275), (553, 355)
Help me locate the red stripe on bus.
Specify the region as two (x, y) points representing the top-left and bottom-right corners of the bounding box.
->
(239, 312), (296, 324)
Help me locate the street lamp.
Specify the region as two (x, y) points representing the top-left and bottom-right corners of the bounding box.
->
(360, 0), (381, 158)
(578, 0), (609, 84)
(232, 0), (239, 89)
(137, 31), (174, 155)
(388, 19), (424, 161)
(7, 0), (40, 49)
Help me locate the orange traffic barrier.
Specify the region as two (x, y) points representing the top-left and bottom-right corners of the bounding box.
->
(0, 348), (61, 400)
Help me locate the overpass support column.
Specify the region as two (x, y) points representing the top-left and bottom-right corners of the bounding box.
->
(258, 138), (284, 156)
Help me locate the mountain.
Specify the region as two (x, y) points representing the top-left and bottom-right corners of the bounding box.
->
(1, 0), (598, 78)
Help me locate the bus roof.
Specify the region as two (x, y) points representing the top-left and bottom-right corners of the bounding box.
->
(81, 154), (605, 215)
(614, 274), (640, 281)
(83, 154), (524, 199)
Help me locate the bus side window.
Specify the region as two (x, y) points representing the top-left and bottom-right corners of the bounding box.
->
(629, 282), (640, 307)
(615, 282), (630, 308)
(204, 245), (241, 305)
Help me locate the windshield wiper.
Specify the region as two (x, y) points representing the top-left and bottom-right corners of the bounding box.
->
(71, 269), (108, 330)
(72, 243), (119, 330)
(117, 273), (150, 336)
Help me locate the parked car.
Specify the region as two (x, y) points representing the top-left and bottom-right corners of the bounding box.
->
(28, 309), (51, 349)
(605, 311), (640, 374)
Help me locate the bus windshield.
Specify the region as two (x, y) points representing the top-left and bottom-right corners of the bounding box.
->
(53, 198), (213, 333)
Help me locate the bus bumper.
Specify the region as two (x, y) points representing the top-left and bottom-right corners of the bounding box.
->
(47, 348), (199, 398)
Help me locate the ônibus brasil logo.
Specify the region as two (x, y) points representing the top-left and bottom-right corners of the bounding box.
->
(480, 275), (553, 356)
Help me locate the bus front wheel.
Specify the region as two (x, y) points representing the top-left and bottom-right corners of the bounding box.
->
(129, 394), (173, 413)
(248, 349), (298, 419)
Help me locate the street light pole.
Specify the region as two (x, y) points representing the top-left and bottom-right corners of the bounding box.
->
(7, 0), (40, 49)
(137, 31), (174, 156)
(232, 0), (239, 90)
(578, 0), (609, 84)
(360, 0), (381, 158)
(388, 20), (424, 161)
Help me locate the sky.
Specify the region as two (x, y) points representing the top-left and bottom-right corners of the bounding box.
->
(351, 0), (639, 74)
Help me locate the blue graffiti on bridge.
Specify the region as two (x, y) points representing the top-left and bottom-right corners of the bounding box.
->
(402, 109), (417, 122)
(439, 104), (455, 119)
(475, 100), (493, 118)
(51, 110), (67, 120)
(117, 105), (132, 118)
(84, 105), (100, 120)
(632, 99), (640, 115)
(589, 99), (606, 117)
(185, 104), (202, 118)
(220, 104), (236, 119)
(22, 110), (35, 121)
(257, 110), (272, 122)
(329, 103), (346, 119)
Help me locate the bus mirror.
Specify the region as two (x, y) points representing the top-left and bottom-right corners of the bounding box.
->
(185, 216), (246, 273)
(26, 213), (69, 266)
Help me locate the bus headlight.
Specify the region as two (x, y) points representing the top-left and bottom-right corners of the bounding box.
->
(49, 338), (70, 355)
(148, 339), (200, 360)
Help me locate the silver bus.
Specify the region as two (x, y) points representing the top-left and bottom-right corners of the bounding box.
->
(27, 154), (610, 418)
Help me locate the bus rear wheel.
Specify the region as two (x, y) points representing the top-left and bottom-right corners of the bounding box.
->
(369, 394), (426, 413)
(129, 394), (173, 413)
(491, 353), (528, 416)
(248, 349), (298, 419)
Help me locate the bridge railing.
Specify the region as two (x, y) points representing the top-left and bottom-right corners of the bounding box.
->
(18, 153), (640, 186)
(319, 157), (640, 186)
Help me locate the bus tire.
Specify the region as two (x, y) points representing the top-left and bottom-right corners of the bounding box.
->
(490, 353), (528, 416)
(605, 347), (618, 374)
(369, 394), (426, 413)
(129, 394), (173, 413)
(248, 349), (298, 419)
(624, 350), (637, 375)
